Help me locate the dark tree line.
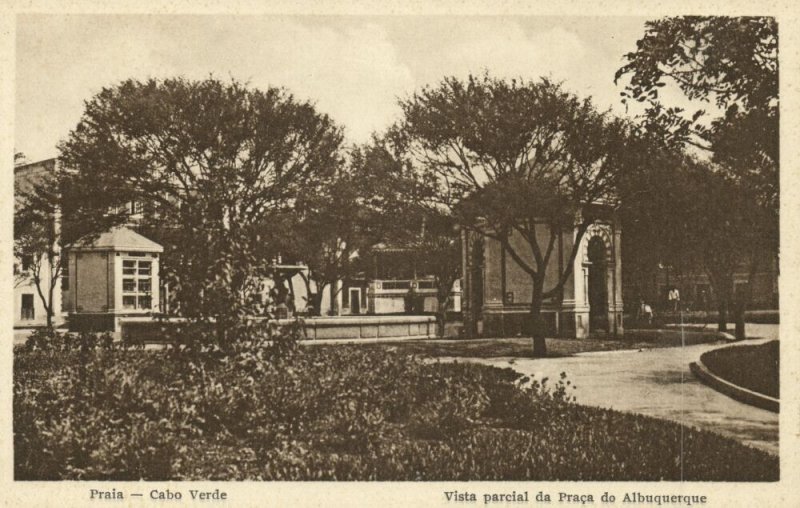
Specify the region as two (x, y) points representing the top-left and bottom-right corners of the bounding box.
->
(16, 16), (777, 349)
(617, 16), (778, 337)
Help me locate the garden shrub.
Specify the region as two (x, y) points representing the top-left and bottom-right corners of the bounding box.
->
(701, 341), (779, 398)
(14, 331), (778, 481)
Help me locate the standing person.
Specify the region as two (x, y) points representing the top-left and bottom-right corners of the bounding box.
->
(668, 287), (680, 313)
(404, 286), (416, 315)
(638, 299), (653, 325)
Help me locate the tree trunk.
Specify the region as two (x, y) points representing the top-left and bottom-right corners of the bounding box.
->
(46, 274), (55, 328)
(734, 255), (759, 340)
(329, 283), (339, 316)
(299, 274), (320, 316)
(436, 294), (451, 338)
(311, 288), (325, 317)
(734, 298), (746, 340)
(717, 299), (728, 333)
(287, 277), (296, 314)
(530, 279), (547, 357)
(708, 269), (732, 334)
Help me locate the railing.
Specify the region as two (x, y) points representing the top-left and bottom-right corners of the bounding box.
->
(21, 308), (35, 320)
(372, 279), (461, 293)
(379, 280), (412, 290)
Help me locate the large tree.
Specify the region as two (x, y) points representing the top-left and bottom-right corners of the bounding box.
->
(356, 140), (462, 336)
(14, 170), (62, 328)
(616, 16), (779, 335)
(616, 16), (777, 211)
(617, 142), (766, 335)
(411, 210), (461, 338)
(616, 17), (777, 173)
(58, 77), (343, 343)
(684, 165), (771, 336)
(276, 163), (372, 316)
(391, 74), (632, 356)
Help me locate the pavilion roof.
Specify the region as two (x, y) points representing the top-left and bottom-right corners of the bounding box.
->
(72, 226), (163, 253)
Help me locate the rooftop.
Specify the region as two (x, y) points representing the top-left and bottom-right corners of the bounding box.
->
(73, 226), (163, 253)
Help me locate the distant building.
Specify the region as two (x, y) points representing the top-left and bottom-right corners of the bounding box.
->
(14, 159), (164, 331)
(622, 252), (778, 315)
(14, 159), (65, 328)
(346, 244), (461, 316)
(263, 246), (462, 318)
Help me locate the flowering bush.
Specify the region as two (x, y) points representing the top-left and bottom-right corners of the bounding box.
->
(14, 334), (778, 481)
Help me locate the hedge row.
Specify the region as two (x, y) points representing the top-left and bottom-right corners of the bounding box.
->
(701, 341), (779, 399)
(14, 336), (778, 481)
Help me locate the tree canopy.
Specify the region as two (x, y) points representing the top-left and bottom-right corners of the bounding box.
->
(616, 16), (779, 336)
(390, 74), (633, 354)
(58, 77), (343, 341)
(616, 16), (778, 210)
(352, 139), (462, 335)
(14, 169), (62, 327)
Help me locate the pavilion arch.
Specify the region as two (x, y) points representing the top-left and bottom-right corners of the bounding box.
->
(581, 223), (614, 265)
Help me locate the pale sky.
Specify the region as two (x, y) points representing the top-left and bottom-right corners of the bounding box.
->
(16, 14), (679, 162)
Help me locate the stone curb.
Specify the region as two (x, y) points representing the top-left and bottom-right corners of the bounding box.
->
(690, 358), (779, 413)
(627, 328), (735, 345)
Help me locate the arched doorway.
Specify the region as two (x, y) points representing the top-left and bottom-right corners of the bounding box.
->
(587, 236), (608, 334)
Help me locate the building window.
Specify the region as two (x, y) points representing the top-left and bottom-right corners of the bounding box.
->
(122, 258), (153, 310)
(61, 252), (69, 290)
(21, 254), (33, 271)
(21, 294), (35, 320)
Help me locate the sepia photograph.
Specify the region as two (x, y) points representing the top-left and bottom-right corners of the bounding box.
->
(4, 3), (792, 503)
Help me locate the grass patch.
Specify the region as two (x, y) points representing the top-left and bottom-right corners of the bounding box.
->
(365, 331), (724, 360)
(701, 341), (779, 398)
(14, 342), (777, 481)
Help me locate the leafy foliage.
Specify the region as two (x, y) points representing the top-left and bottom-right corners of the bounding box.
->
(617, 17), (776, 110)
(701, 341), (779, 398)
(57, 77), (343, 341)
(14, 174), (61, 326)
(351, 140), (463, 332)
(616, 18), (780, 330)
(618, 140), (776, 334)
(410, 211), (462, 337)
(390, 74), (634, 353)
(270, 145), (405, 316)
(616, 16), (778, 210)
(15, 338), (777, 481)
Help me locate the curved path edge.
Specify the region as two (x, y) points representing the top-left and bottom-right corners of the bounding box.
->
(690, 360), (779, 413)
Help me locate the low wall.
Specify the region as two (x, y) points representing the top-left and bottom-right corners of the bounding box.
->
(120, 315), (437, 344)
(286, 315), (436, 341)
(626, 328), (733, 345)
(71, 313), (159, 333)
(480, 309), (613, 339)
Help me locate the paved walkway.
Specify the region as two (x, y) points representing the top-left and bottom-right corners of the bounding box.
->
(462, 324), (779, 455)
